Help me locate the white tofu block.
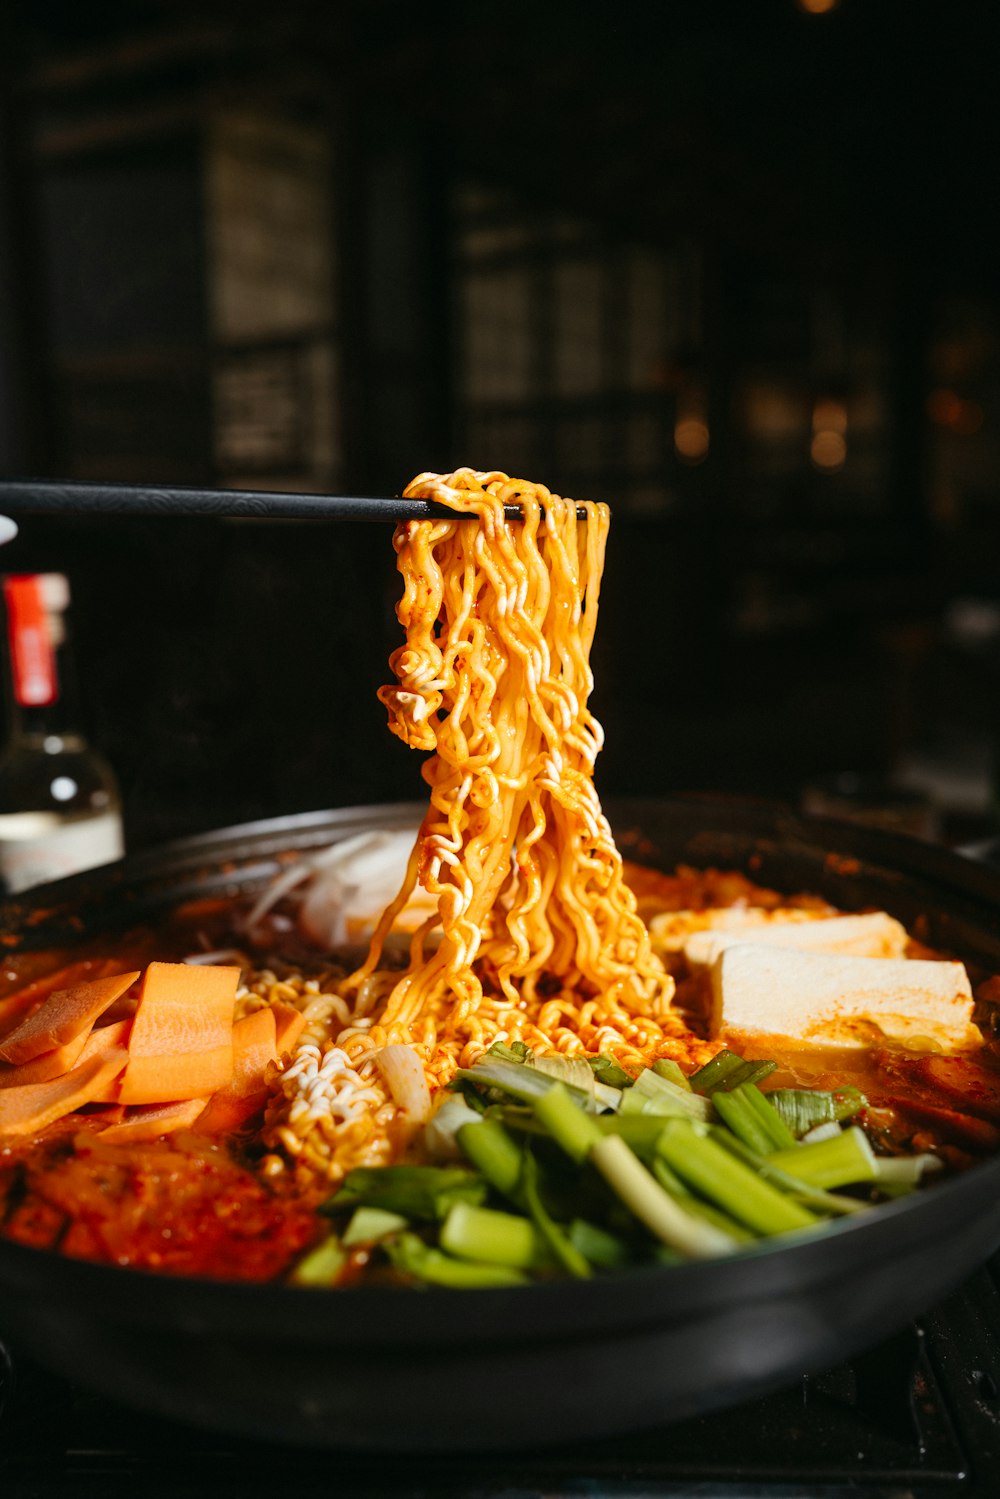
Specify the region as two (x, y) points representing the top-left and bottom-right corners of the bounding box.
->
(685, 911), (908, 969)
(649, 905), (816, 953)
(710, 944), (979, 1053)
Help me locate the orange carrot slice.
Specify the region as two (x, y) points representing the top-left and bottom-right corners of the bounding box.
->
(78, 1018), (133, 1060)
(0, 1051), (129, 1139)
(96, 1097), (209, 1144)
(78, 1020), (133, 1103)
(195, 1008), (278, 1134)
(0, 1030), (91, 1089)
(272, 1001), (307, 1057)
(0, 958), (123, 1036)
(119, 962), (238, 1105)
(85, 1104), (126, 1126)
(0, 971), (140, 1066)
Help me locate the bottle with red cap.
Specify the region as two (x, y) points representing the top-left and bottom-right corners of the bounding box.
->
(0, 573), (124, 894)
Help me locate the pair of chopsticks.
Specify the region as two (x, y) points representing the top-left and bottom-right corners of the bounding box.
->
(0, 480), (592, 523)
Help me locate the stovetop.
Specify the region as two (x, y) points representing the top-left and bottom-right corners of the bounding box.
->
(3, 1262), (1000, 1499)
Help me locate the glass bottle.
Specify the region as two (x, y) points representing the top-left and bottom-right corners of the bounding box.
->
(0, 572), (124, 894)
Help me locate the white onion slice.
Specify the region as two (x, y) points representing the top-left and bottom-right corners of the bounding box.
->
(375, 1044), (432, 1124)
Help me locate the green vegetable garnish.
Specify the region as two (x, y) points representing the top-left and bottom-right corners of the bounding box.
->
(520, 1151), (592, 1279)
(656, 1119), (818, 1236)
(440, 1201), (543, 1269)
(767, 1086), (867, 1138)
(341, 1207), (410, 1247)
(387, 1232), (530, 1288)
(590, 1133), (736, 1259)
(618, 1067), (712, 1122)
(456, 1116), (524, 1197)
(688, 1050), (748, 1094)
(568, 1218), (632, 1270)
(768, 1126), (879, 1190)
(457, 1058), (589, 1107)
(708, 1088), (774, 1156)
(290, 1234), (347, 1287)
(688, 1050), (776, 1095)
(651, 1058), (691, 1090)
(323, 1165), (486, 1221)
(710, 1128), (866, 1216)
(532, 1081), (604, 1163)
(588, 1054), (634, 1089)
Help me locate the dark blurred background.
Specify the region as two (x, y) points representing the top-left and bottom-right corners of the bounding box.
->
(2, 0), (1000, 848)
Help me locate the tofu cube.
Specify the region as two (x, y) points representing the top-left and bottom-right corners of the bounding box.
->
(685, 911), (907, 969)
(710, 944), (979, 1054)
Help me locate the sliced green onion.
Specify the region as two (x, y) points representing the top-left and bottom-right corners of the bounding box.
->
(656, 1120), (819, 1236)
(595, 1112), (679, 1156)
(568, 1218), (632, 1270)
(711, 1088), (774, 1156)
(801, 1121), (843, 1144)
(530, 1054), (622, 1109)
(652, 1058), (691, 1090)
(532, 1082), (604, 1164)
(457, 1116), (523, 1198)
(649, 1161), (757, 1245)
(520, 1151), (592, 1279)
(440, 1201), (542, 1269)
(590, 1133), (737, 1259)
(425, 1095), (485, 1160)
(619, 1068), (712, 1122)
(588, 1054), (634, 1089)
(486, 1040), (530, 1065)
(468, 1052), (619, 1111)
(457, 1058), (576, 1105)
(647, 1154), (690, 1198)
(736, 1082), (798, 1151)
(715, 1059), (778, 1092)
(874, 1152), (943, 1187)
(387, 1232), (530, 1288)
(341, 1206), (409, 1247)
(290, 1234), (346, 1287)
(767, 1086), (867, 1138)
(323, 1165), (486, 1221)
(710, 1128), (866, 1216)
(768, 1126), (879, 1189)
(688, 1050), (747, 1094)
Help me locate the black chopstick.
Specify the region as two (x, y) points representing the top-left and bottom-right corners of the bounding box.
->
(0, 480), (592, 522)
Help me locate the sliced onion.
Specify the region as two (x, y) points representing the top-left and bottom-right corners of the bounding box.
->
(801, 1120), (843, 1145)
(376, 1044), (432, 1124)
(424, 1095), (484, 1160)
(183, 949), (247, 967)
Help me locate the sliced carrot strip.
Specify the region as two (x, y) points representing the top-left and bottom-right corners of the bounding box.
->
(195, 1008), (278, 1134)
(96, 1097), (209, 1144)
(272, 1001), (307, 1057)
(84, 1105), (126, 1126)
(0, 1030), (91, 1090)
(0, 958), (126, 1040)
(119, 963), (238, 1105)
(0, 971), (140, 1066)
(0, 1051), (129, 1139)
(230, 1008), (278, 1090)
(78, 1019), (133, 1060)
(78, 1020), (133, 1103)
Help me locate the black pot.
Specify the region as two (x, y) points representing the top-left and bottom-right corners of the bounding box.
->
(1, 795), (1000, 1452)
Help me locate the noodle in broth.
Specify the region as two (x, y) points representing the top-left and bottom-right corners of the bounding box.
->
(265, 468), (711, 1183)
